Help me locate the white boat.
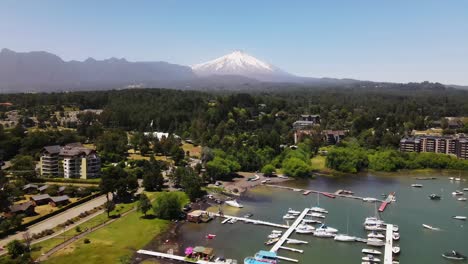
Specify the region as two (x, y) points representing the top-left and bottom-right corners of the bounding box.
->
(283, 214), (296, 220)
(453, 216), (467, 220)
(313, 230), (335, 238)
(316, 224), (338, 233)
(288, 208), (301, 215)
(411, 183), (423, 188)
(225, 200), (243, 208)
(308, 212), (326, 218)
(362, 255), (381, 262)
(302, 219), (322, 224)
(442, 250), (467, 261)
(271, 230), (282, 234)
(367, 240), (385, 247)
(367, 238), (383, 243)
(264, 237), (279, 245)
(452, 191), (464, 196)
(363, 197), (378, 202)
(334, 234), (355, 242)
(229, 218), (238, 224)
(365, 225), (386, 231)
(286, 238), (308, 244)
(364, 217), (385, 226)
(268, 233), (281, 239)
(458, 197), (467, 201)
(310, 207), (328, 213)
(392, 246), (401, 254)
(464, 188), (468, 191)
(392, 232), (400, 241)
(295, 223), (315, 234)
(422, 224), (440, 231)
(449, 177), (454, 180)
(368, 232), (385, 239)
(362, 249), (382, 255)
(454, 178), (461, 181)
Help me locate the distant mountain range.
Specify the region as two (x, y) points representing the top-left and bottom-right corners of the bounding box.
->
(0, 48), (464, 93)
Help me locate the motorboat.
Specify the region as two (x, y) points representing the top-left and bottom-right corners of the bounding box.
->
(362, 255), (381, 262)
(316, 224), (338, 233)
(288, 208), (301, 215)
(365, 224), (386, 231)
(283, 214), (296, 220)
(229, 218), (238, 224)
(271, 230), (282, 234)
(295, 224), (315, 234)
(422, 224), (440, 231)
(367, 240), (385, 247)
(392, 232), (400, 241)
(367, 238), (383, 243)
(268, 233), (281, 239)
(310, 206), (328, 214)
(244, 250), (278, 264)
(362, 249), (382, 255)
(297, 223), (315, 230)
(302, 219), (322, 224)
(454, 178), (461, 181)
(452, 190), (464, 196)
(334, 234), (356, 242)
(313, 230), (335, 238)
(206, 234), (216, 239)
(308, 212), (326, 218)
(368, 232), (385, 239)
(264, 237), (279, 245)
(453, 216), (467, 220)
(464, 188), (468, 191)
(392, 246), (401, 254)
(363, 197), (378, 202)
(411, 184), (423, 188)
(364, 217), (385, 226)
(429, 194), (441, 200)
(286, 238), (308, 244)
(449, 177), (454, 180)
(442, 250), (466, 261)
(226, 200), (243, 208)
(458, 197), (467, 201)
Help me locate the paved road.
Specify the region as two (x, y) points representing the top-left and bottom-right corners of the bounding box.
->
(0, 194), (108, 249)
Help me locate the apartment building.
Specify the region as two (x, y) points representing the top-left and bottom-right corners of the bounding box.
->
(400, 134), (468, 159)
(39, 143), (101, 179)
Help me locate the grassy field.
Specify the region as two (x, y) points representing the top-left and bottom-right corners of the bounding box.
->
(182, 142), (201, 158)
(43, 210), (170, 264)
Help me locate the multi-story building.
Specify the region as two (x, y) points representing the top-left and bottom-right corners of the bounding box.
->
(400, 134), (467, 159)
(39, 143), (101, 179)
(322, 130), (347, 145)
(292, 114), (320, 130)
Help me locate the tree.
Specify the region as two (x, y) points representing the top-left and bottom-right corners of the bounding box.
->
(137, 193), (151, 217)
(261, 164), (275, 176)
(100, 166), (138, 201)
(6, 240), (26, 259)
(96, 129), (128, 162)
(152, 192), (184, 220)
(282, 157), (312, 177)
(11, 155), (36, 181)
(179, 167), (204, 201)
(104, 201), (115, 218)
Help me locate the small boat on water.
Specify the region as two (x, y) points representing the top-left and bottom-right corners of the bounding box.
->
(411, 184), (423, 188)
(288, 208), (301, 215)
(458, 197), (467, 201)
(365, 224), (386, 231)
(295, 224), (315, 234)
(453, 216), (467, 220)
(362, 249), (382, 255)
(293, 188), (301, 192)
(452, 190), (464, 196)
(316, 224), (338, 233)
(267, 233), (281, 239)
(310, 206), (328, 214)
(286, 238), (308, 244)
(226, 200), (243, 208)
(271, 230), (282, 234)
(244, 250), (278, 264)
(308, 212), (326, 218)
(264, 237), (279, 245)
(367, 240), (385, 247)
(429, 194), (441, 200)
(454, 178), (461, 181)
(283, 214), (296, 220)
(422, 224), (440, 231)
(362, 255), (381, 262)
(313, 230), (335, 238)
(303, 190), (311, 195)
(334, 234), (356, 242)
(302, 219), (322, 224)
(392, 232), (400, 241)
(392, 246), (401, 254)
(449, 177), (454, 180)
(442, 250), (466, 261)
(364, 217), (385, 226)
(368, 232), (385, 239)
(464, 188), (468, 191)
(206, 234), (216, 239)
(367, 238), (383, 243)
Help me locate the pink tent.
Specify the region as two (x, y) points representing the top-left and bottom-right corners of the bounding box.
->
(185, 247), (194, 255)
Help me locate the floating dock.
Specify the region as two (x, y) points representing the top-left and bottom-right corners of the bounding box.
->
(379, 192), (395, 212)
(137, 249), (217, 264)
(213, 213), (289, 229)
(384, 224), (394, 264)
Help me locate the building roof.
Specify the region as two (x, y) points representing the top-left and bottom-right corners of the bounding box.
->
(31, 194), (51, 201)
(58, 186), (66, 192)
(193, 246), (206, 253)
(43, 145), (61, 155)
(202, 247), (214, 255)
(50, 195), (70, 203)
(188, 210), (205, 217)
(9, 201), (35, 213)
(23, 184), (38, 190)
(38, 185), (49, 191)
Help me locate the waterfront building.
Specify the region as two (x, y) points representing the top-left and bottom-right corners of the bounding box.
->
(400, 134), (468, 159)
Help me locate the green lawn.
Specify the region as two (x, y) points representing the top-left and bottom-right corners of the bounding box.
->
(44, 211), (170, 264)
(310, 155), (327, 170)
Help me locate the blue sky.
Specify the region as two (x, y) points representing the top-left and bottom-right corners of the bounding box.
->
(1, 0), (467, 84)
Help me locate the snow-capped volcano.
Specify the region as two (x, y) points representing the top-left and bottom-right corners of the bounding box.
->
(192, 50), (293, 82)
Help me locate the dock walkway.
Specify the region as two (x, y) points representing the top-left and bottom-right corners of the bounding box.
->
(270, 208), (310, 254)
(213, 213), (289, 229)
(384, 224), (394, 264)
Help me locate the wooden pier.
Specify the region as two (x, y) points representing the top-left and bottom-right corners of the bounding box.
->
(265, 184), (386, 203)
(137, 249), (217, 264)
(213, 213), (289, 229)
(384, 224), (394, 264)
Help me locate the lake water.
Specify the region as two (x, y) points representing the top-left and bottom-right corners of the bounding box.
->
(177, 170), (468, 264)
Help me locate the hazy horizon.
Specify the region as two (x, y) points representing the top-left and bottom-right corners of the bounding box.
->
(1, 0), (467, 85)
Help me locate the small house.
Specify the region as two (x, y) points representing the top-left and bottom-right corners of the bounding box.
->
(22, 184), (38, 193)
(187, 210), (212, 223)
(38, 185), (49, 193)
(30, 194), (51, 205)
(50, 195), (70, 207)
(5, 201), (36, 217)
(58, 186), (66, 195)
